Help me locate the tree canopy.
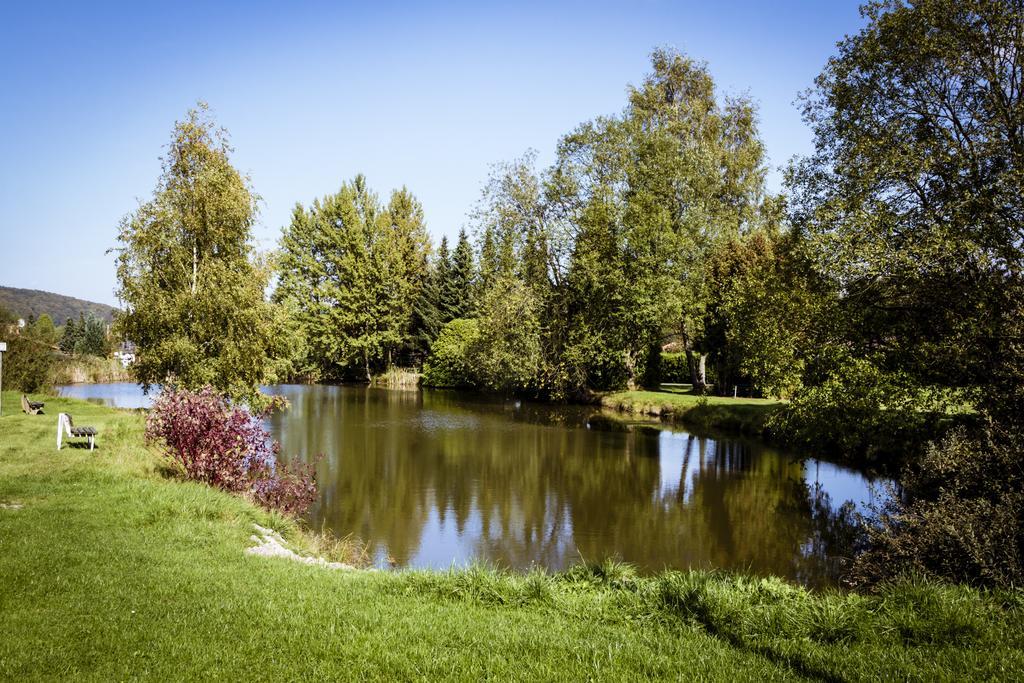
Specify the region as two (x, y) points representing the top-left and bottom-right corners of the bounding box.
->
(786, 0), (1024, 587)
(275, 176), (431, 381)
(791, 0), (1024, 398)
(114, 104), (285, 405)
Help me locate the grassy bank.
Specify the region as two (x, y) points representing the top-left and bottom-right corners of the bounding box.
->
(601, 387), (782, 436)
(2, 392), (1022, 680)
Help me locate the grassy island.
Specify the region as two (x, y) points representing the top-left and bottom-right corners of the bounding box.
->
(2, 392), (1021, 681)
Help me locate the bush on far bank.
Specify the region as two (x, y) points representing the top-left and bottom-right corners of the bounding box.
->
(1, 317), (57, 394)
(421, 319), (480, 389)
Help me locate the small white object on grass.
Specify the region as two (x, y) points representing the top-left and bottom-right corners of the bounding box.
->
(246, 524), (356, 571)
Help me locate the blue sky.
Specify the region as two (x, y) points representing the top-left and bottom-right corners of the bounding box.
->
(0, 1), (865, 307)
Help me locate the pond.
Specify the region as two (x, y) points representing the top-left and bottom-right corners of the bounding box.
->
(59, 382), (885, 585)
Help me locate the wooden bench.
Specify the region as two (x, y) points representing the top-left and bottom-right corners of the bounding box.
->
(56, 413), (97, 451)
(21, 395), (44, 415)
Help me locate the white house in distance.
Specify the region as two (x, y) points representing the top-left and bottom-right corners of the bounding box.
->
(114, 341), (136, 367)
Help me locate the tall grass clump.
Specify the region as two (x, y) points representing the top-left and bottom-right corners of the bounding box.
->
(872, 576), (989, 646)
(402, 562), (557, 608)
(371, 367), (422, 389)
(146, 385), (317, 515)
(562, 557), (639, 590)
(50, 355), (131, 385)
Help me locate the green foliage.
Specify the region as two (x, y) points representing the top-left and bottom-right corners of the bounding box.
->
(78, 314), (109, 357)
(421, 318), (480, 388)
(556, 322), (630, 394)
(770, 351), (953, 462)
(58, 315), (81, 353)
(2, 318), (57, 393)
(432, 236), (453, 316)
(469, 276), (542, 393)
(114, 104), (284, 407)
(440, 229), (475, 321)
(58, 313), (107, 356)
(406, 252), (444, 364)
(386, 187), (433, 366)
(31, 314), (57, 347)
(275, 177), (430, 381)
(415, 272), (548, 395)
(791, 0), (1023, 403)
(852, 427), (1024, 589)
(702, 227), (823, 398)
(550, 48), (771, 391)
(660, 353), (689, 383)
(472, 151), (555, 297)
(439, 54), (777, 397)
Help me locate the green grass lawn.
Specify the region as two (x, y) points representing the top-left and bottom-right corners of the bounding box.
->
(2, 391), (1022, 680)
(601, 388), (782, 435)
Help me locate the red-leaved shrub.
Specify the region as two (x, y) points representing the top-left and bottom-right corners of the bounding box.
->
(251, 458), (319, 517)
(146, 386), (317, 515)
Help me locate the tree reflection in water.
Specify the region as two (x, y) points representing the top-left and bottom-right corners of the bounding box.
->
(269, 385), (880, 585)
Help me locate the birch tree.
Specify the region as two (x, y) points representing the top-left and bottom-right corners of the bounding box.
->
(114, 104), (284, 405)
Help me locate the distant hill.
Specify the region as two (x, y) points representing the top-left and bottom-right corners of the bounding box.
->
(0, 286), (118, 325)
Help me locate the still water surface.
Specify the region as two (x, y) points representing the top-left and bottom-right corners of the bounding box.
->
(60, 382), (883, 585)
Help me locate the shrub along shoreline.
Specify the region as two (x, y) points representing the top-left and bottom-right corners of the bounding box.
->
(2, 391), (1022, 680)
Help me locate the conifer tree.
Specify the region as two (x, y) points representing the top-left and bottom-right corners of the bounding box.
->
(446, 229), (476, 320)
(478, 225), (499, 295)
(433, 237), (453, 323)
(59, 315), (82, 354)
(276, 176), (431, 379)
(436, 236), (452, 284)
(382, 187), (431, 366)
(407, 259), (443, 364)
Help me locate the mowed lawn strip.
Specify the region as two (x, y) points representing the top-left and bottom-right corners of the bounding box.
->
(1, 392), (1021, 681)
(601, 388), (782, 435)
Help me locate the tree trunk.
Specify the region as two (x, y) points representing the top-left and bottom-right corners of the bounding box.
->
(687, 350), (707, 394)
(624, 349), (639, 391)
(686, 349), (699, 386)
(681, 328), (698, 387)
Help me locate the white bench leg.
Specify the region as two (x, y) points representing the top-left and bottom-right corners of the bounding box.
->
(89, 435), (94, 451)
